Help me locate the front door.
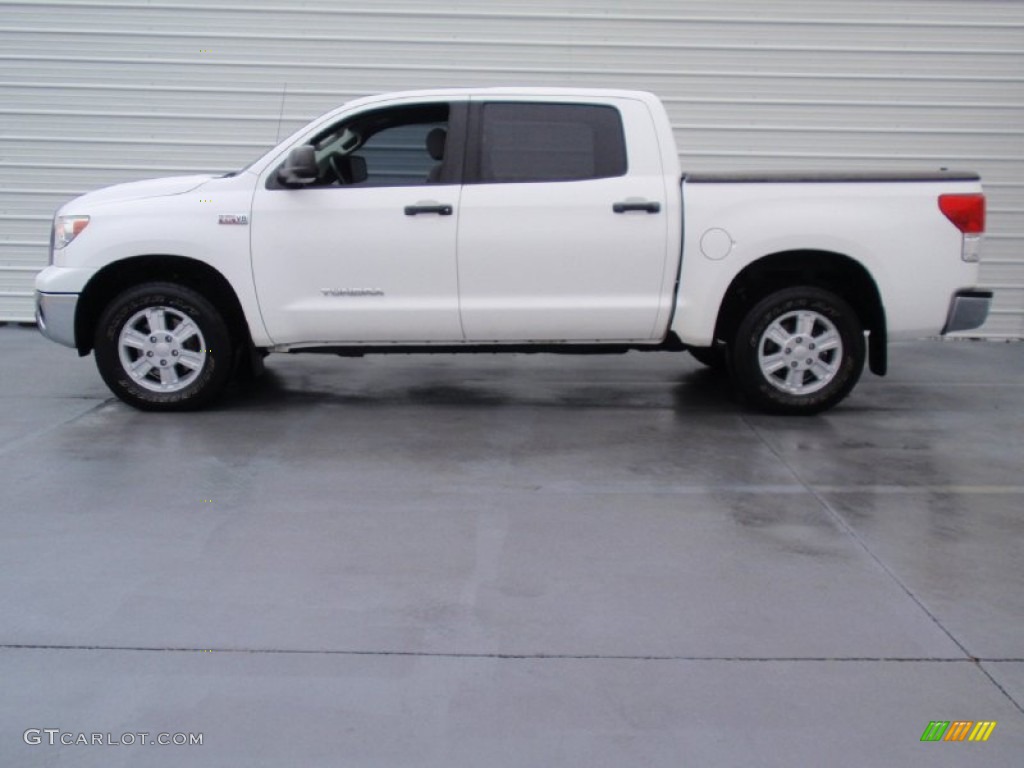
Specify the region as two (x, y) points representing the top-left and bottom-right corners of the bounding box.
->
(250, 102), (465, 345)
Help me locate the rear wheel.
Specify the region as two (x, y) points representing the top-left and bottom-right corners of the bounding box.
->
(731, 286), (864, 414)
(94, 282), (232, 411)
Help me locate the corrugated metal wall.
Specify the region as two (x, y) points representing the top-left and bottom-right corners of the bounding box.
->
(2, 0), (1022, 337)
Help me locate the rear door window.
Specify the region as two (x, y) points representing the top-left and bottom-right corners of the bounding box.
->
(474, 102), (627, 184)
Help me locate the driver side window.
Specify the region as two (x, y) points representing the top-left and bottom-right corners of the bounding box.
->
(313, 103), (452, 188)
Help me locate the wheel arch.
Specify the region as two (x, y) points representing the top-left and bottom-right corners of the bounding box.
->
(713, 250), (888, 376)
(75, 255), (251, 357)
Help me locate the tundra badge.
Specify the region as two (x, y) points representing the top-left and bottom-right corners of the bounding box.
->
(320, 288), (385, 297)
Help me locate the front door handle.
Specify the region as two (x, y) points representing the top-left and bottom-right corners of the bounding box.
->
(404, 203), (453, 216)
(613, 201), (661, 214)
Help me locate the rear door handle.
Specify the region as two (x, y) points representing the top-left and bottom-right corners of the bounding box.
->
(613, 201), (661, 214)
(404, 203), (453, 216)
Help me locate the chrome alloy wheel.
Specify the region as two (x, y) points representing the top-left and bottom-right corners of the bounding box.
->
(757, 309), (843, 396)
(117, 306), (208, 393)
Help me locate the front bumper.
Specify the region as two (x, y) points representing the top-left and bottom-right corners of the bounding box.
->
(941, 289), (993, 334)
(35, 291), (79, 348)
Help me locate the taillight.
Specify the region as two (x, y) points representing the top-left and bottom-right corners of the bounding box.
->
(939, 193), (985, 234)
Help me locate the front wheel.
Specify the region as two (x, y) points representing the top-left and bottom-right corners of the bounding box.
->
(94, 282), (233, 411)
(731, 287), (865, 415)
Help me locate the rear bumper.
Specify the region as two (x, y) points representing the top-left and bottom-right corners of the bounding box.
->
(35, 291), (78, 348)
(941, 289), (993, 334)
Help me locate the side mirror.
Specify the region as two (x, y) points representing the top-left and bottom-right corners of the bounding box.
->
(277, 145), (318, 187)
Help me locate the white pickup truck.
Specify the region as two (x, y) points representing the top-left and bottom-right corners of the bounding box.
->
(35, 87), (990, 414)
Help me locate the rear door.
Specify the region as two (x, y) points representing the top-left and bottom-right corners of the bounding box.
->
(456, 96), (672, 341)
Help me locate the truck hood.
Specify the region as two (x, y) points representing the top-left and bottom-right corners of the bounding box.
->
(68, 174), (215, 208)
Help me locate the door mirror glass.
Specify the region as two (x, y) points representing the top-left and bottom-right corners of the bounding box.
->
(277, 145), (318, 187)
(332, 155), (369, 185)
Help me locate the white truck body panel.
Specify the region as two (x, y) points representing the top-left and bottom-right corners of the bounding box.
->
(39, 170), (272, 345)
(250, 180), (465, 344)
(673, 177), (984, 346)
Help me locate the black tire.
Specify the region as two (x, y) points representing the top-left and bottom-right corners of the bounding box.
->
(94, 282), (232, 411)
(688, 345), (727, 370)
(731, 286), (865, 415)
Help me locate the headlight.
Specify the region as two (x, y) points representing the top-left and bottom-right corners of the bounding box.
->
(53, 215), (90, 250)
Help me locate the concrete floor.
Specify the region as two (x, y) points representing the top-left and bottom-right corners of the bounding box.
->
(0, 325), (1021, 767)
